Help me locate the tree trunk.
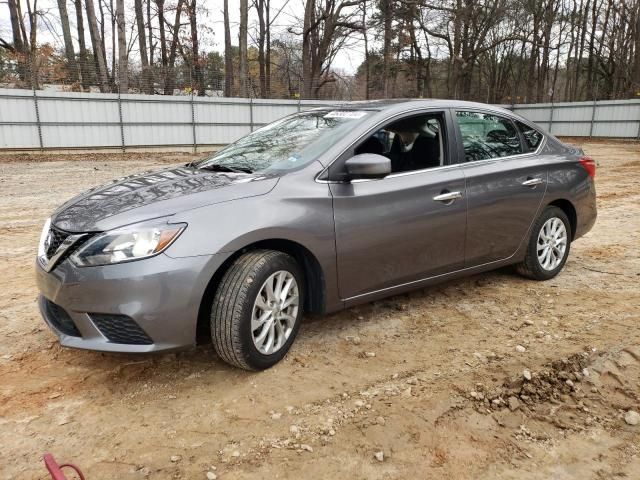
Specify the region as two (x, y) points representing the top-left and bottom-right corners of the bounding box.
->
(188, 0), (204, 95)
(265, 0), (271, 97)
(56, 0), (79, 82)
(7, 0), (29, 80)
(362, 0), (369, 99)
(116, 0), (128, 92)
(73, 0), (90, 89)
(239, 0), (249, 97)
(25, 0), (38, 88)
(147, 0), (154, 66)
(135, 0), (152, 93)
(102, 0), (113, 86)
(223, 0), (234, 96)
(302, 0), (315, 98)
(164, 0), (184, 95)
(256, 0), (267, 97)
(85, 0), (109, 91)
(7, 0), (27, 53)
(633, 3), (640, 96)
(381, 0), (393, 97)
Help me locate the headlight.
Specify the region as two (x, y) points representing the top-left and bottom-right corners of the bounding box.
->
(70, 220), (186, 267)
(38, 217), (52, 258)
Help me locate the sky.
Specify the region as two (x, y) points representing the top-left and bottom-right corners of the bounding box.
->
(0, 0), (366, 74)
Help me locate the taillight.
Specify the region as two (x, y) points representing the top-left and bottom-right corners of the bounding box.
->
(579, 156), (596, 178)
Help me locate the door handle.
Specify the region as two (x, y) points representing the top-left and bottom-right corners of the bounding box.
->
(522, 177), (544, 187)
(433, 191), (463, 202)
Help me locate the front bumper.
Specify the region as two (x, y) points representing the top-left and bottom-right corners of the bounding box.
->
(35, 252), (231, 353)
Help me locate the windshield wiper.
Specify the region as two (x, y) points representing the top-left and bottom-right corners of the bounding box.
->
(198, 164), (253, 174)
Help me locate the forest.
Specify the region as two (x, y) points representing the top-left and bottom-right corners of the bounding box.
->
(1, 0), (639, 102)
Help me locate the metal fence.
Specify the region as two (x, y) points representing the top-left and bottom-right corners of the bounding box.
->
(1, 88), (639, 151)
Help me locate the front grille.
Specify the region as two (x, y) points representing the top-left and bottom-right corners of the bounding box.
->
(90, 314), (153, 345)
(46, 226), (71, 258)
(43, 299), (81, 337)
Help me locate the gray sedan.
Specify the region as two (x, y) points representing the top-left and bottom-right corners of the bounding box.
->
(36, 99), (597, 370)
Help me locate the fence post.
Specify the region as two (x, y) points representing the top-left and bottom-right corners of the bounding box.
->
(589, 83), (599, 138)
(32, 87), (44, 151)
(190, 89), (197, 152)
(249, 97), (254, 132)
(548, 101), (554, 134)
(116, 82), (126, 153)
(589, 99), (597, 138)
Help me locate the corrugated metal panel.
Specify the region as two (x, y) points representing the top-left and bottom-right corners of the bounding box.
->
(124, 124), (193, 146)
(38, 93), (120, 124)
(549, 123), (591, 137)
(122, 98), (191, 124)
(0, 93), (36, 123)
(194, 98), (250, 124)
(593, 122), (639, 138)
(42, 125), (122, 148)
(0, 125), (40, 148)
(196, 124), (251, 145)
(252, 102), (298, 124)
(1, 90), (639, 150)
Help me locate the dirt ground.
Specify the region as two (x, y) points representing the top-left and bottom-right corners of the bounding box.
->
(0, 140), (639, 479)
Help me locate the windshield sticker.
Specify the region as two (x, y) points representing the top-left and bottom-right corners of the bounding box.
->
(323, 110), (369, 119)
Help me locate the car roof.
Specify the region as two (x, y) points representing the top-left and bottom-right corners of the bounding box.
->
(313, 99), (515, 116)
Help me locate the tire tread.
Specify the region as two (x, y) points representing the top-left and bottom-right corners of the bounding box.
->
(211, 250), (296, 370)
(516, 206), (571, 281)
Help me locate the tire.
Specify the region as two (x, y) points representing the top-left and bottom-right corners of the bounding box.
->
(211, 250), (305, 370)
(516, 206), (572, 281)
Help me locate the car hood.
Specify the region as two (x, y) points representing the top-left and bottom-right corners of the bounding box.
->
(51, 165), (279, 232)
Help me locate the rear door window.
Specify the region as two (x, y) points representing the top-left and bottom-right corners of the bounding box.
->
(455, 111), (523, 162)
(516, 121), (544, 152)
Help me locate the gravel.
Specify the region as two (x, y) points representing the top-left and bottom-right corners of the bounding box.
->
(624, 410), (639, 426)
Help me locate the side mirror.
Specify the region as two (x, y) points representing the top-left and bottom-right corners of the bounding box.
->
(345, 154), (391, 180)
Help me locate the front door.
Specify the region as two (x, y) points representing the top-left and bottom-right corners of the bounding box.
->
(453, 110), (548, 266)
(329, 111), (467, 300)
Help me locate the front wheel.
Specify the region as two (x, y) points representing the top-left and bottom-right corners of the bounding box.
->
(211, 250), (304, 370)
(516, 206), (571, 280)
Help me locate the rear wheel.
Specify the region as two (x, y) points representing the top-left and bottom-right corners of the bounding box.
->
(516, 206), (571, 280)
(211, 250), (304, 370)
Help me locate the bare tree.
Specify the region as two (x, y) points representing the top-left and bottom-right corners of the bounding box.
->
(85, 0), (109, 91)
(223, 0), (234, 96)
(300, 0), (363, 99)
(135, 0), (153, 93)
(256, 0), (269, 97)
(187, 0), (204, 95)
(73, 0), (90, 89)
(116, 0), (128, 91)
(56, 0), (79, 82)
(163, 0), (185, 94)
(381, 0), (393, 97)
(239, 0), (249, 96)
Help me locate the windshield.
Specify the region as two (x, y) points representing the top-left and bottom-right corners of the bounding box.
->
(194, 110), (372, 173)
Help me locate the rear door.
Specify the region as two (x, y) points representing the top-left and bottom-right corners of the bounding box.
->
(329, 110), (467, 300)
(453, 110), (547, 267)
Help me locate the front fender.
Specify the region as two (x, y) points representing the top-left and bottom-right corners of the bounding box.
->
(163, 178), (342, 313)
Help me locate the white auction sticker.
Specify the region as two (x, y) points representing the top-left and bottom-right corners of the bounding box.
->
(323, 110), (369, 119)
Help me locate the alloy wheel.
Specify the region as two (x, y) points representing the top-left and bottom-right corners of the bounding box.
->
(537, 217), (568, 271)
(251, 270), (300, 355)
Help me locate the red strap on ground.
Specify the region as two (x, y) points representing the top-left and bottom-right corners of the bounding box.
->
(44, 453), (86, 480)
